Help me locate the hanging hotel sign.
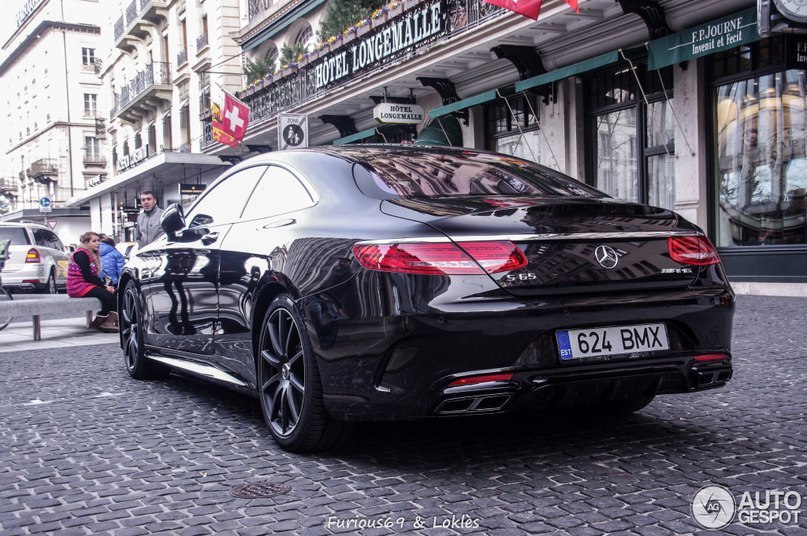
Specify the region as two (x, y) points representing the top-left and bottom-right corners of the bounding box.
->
(314, 1), (446, 90)
(648, 8), (761, 70)
(373, 102), (424, 124)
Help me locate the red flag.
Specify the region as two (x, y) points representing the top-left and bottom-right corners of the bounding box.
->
(484, 0), (542, 20)
(212, 119), (239, 147)
(217, 91), (250, 143)
(211, 101), (239, 148)
(484, 0), (578, 19)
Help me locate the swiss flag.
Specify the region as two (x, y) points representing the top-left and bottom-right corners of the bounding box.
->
(219, 91), (250, 143)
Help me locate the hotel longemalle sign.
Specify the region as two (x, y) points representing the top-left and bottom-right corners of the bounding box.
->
(313, 0), (446, 90)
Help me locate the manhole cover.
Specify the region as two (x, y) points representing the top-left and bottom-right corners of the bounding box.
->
(230, 481), (291, 499)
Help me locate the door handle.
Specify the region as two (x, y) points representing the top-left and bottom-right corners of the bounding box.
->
(262, 218), (296, 229)
(201, 231), (219, 245)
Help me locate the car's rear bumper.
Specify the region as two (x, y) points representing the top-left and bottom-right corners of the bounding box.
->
(1, 264), (49, 288)
(308, 287), (735, 421)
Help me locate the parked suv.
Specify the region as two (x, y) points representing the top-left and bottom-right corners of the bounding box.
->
(0, 222), (69, 293)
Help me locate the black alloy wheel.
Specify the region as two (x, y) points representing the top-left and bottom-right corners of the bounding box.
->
(257, 294), (350, 452)
(121, 281), (162, 379)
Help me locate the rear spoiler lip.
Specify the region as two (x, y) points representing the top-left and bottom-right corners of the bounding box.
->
(356, 231), (702, 245)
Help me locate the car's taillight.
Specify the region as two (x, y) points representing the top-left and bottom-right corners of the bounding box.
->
(25, 248), (41, 263)
(352, 240), (527, 275)
(694, 353), (731, 362)
(447, 373), (513, 387)
(668, 236), (720, 266)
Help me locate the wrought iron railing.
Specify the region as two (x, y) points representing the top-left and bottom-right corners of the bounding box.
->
(196, 33), (208, 52)
(126, 0), (138, 24)
(110, 62), (171, 118)
(248, 0), (277, 23)
(114, 15), (124, 42)
(177, 49), (188, 67)
(236, 0), (503, 129)
(28, 159), (59, 178)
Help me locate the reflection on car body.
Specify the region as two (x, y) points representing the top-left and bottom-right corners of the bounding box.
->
(118, 145), (735, 452)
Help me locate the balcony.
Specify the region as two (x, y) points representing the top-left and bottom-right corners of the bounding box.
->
(28, 159), (59, 184)
(0, 177), (19, 196)
(196, 33), (208, 53)
(177, 48), (188, 68)
(83, 155), (108, 168)
(138, 0), (170, 24)
(110, 62), (172, 123)
(114, 0), (169, 52)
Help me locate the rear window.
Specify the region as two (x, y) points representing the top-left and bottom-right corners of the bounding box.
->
(355, 150), (605, 200)
(0, 227), (30, 246)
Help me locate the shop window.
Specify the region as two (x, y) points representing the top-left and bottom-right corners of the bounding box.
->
(586, 61), (675, 209)
(484, 93), (541, 162)
(712, 38), (807, 247)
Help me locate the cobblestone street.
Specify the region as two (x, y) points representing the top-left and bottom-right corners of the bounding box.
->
(1, 295), (805, 535)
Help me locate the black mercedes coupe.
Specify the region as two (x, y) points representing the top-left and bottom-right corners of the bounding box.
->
(118, 145), (734, 452)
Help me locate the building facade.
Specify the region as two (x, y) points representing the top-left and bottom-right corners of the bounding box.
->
(66, 0), (242, 241)
(0, 0), (109, 244)
(213, 0), (805, 290)
(13, 0), (799, 291)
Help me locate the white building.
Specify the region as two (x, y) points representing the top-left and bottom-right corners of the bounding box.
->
(68, 0), (242, 241)
(0, 0), (110, 244)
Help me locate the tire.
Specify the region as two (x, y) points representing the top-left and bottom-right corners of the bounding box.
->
(257, 294), (351, 452)
(0, 286), (12, 331)
(121, 281), (164, 380)
(40, 271), (57, 294)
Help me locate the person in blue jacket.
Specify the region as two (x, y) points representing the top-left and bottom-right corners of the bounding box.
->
(99, 234), (126, 287)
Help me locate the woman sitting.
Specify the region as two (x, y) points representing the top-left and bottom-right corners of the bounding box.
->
(99, 234), (126, 288)
(67, 231), (118, 332)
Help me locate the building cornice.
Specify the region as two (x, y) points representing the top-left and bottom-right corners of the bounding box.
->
(0, 20), (101, 76)
(4, 120), (99, 155)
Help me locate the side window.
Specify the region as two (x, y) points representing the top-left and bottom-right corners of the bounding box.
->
(44, 231), (64, 250)
(186, 165), (267, 225)
(33, 229), (49, 247)
(241, 166), (314, 221)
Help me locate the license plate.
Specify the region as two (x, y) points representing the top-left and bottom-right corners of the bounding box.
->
(556, 323), (669, 361)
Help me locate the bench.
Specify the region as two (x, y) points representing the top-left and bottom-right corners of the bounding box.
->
(0, 295), (103, 341)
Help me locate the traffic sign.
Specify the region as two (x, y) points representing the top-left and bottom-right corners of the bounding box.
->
(39, 197), (52, 213)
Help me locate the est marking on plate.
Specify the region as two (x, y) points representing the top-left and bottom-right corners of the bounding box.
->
(556, 323), (669, 360)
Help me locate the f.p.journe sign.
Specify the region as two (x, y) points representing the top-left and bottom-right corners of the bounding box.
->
(314, 1), (446, 90)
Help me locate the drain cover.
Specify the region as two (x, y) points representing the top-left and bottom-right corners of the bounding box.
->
(230, 481), (291, 499)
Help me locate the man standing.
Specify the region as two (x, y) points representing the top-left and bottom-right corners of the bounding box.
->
(136, 191), (164, 248)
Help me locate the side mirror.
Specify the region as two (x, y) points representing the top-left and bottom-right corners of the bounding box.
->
(160, 203), (186, 237)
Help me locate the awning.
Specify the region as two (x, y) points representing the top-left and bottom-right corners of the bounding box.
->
(243, 0), (327, 52)
(64, 152), (229, 207)
(333, 127), (377, 145)
(430, 87), (514, 118)
(647, 7), (760, 70)
(514, 51), (620, 93)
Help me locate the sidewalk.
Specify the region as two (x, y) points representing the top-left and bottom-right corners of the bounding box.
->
(0, 316), (117, 353)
